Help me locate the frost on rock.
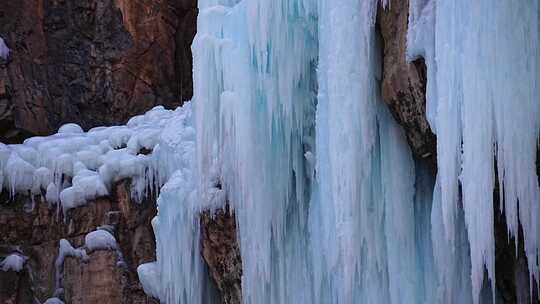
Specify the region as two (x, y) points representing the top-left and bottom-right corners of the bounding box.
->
(0, 37), (9, 60)
(0, 253), (27, 272)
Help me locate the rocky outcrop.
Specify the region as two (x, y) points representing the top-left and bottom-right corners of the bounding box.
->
(376, 1), (436, 161)
(201, 206), (242, 304)
(0, 266), (35, 304)
(0, 180), (158, 304)
(0, 0), (197, 143)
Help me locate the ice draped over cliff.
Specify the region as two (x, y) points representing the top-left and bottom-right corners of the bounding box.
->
(145, 0), (540, 303)
(409, 0), (540, 303)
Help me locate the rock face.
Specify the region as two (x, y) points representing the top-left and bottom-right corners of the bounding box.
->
(64, 251), (124, 304)
(376, 1), (436, 161)
(201, 206), (242, 304)
(0, 267), (34, 304)
(0, 180), (158, 304)
(0, 0), (197, 143)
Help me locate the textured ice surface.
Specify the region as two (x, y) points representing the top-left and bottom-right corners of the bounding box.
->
(407, 1), (540, 302)
(0, 254), (26, 272)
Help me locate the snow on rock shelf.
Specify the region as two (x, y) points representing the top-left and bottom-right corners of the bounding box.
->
(85, 228), (118, 252)
(0, 104), (193, 216)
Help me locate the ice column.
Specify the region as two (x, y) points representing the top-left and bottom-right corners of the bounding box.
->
(409, 0), (540, 302)
(193, 0), (318, 303)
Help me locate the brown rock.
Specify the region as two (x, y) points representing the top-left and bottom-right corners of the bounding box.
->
(64, 250), (124, 304)
(201, 206), (242, 304)
(0, 0), (197, 143)
(0, 180), (158, 303)
(376, 1), (436, 161)
(0, 268), (35, 304)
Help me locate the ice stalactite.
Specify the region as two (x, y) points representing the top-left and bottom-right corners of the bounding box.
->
(146, 103), (222, 304)
(409, 0), (540, 303)
(184, 0), (443, 303)
(193, 0), (317, 303)
(311, 2), (442, 302)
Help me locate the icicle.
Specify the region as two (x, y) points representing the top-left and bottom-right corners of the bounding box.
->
(409, 0), (540, 302)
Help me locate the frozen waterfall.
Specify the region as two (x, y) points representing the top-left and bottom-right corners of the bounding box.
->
(146, 0), (540, 303)
(0, 0), (531, 303)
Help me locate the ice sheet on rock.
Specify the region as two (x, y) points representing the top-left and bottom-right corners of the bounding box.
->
(0, 254), (27, 272)
(137, 262), (161, 299)
(0, 37), (9, 60)
(406, 0), (437, 129)
(150, 104), (209, 302)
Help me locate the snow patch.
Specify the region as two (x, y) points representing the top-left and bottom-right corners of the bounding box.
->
(0, 254), (27, 272)
(0, 37), (9, 60)
(85, 229), (117, 252)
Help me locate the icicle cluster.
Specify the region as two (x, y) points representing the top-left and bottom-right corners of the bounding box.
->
(148, 0), (540, 303)
(409, 1), (540, 303)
